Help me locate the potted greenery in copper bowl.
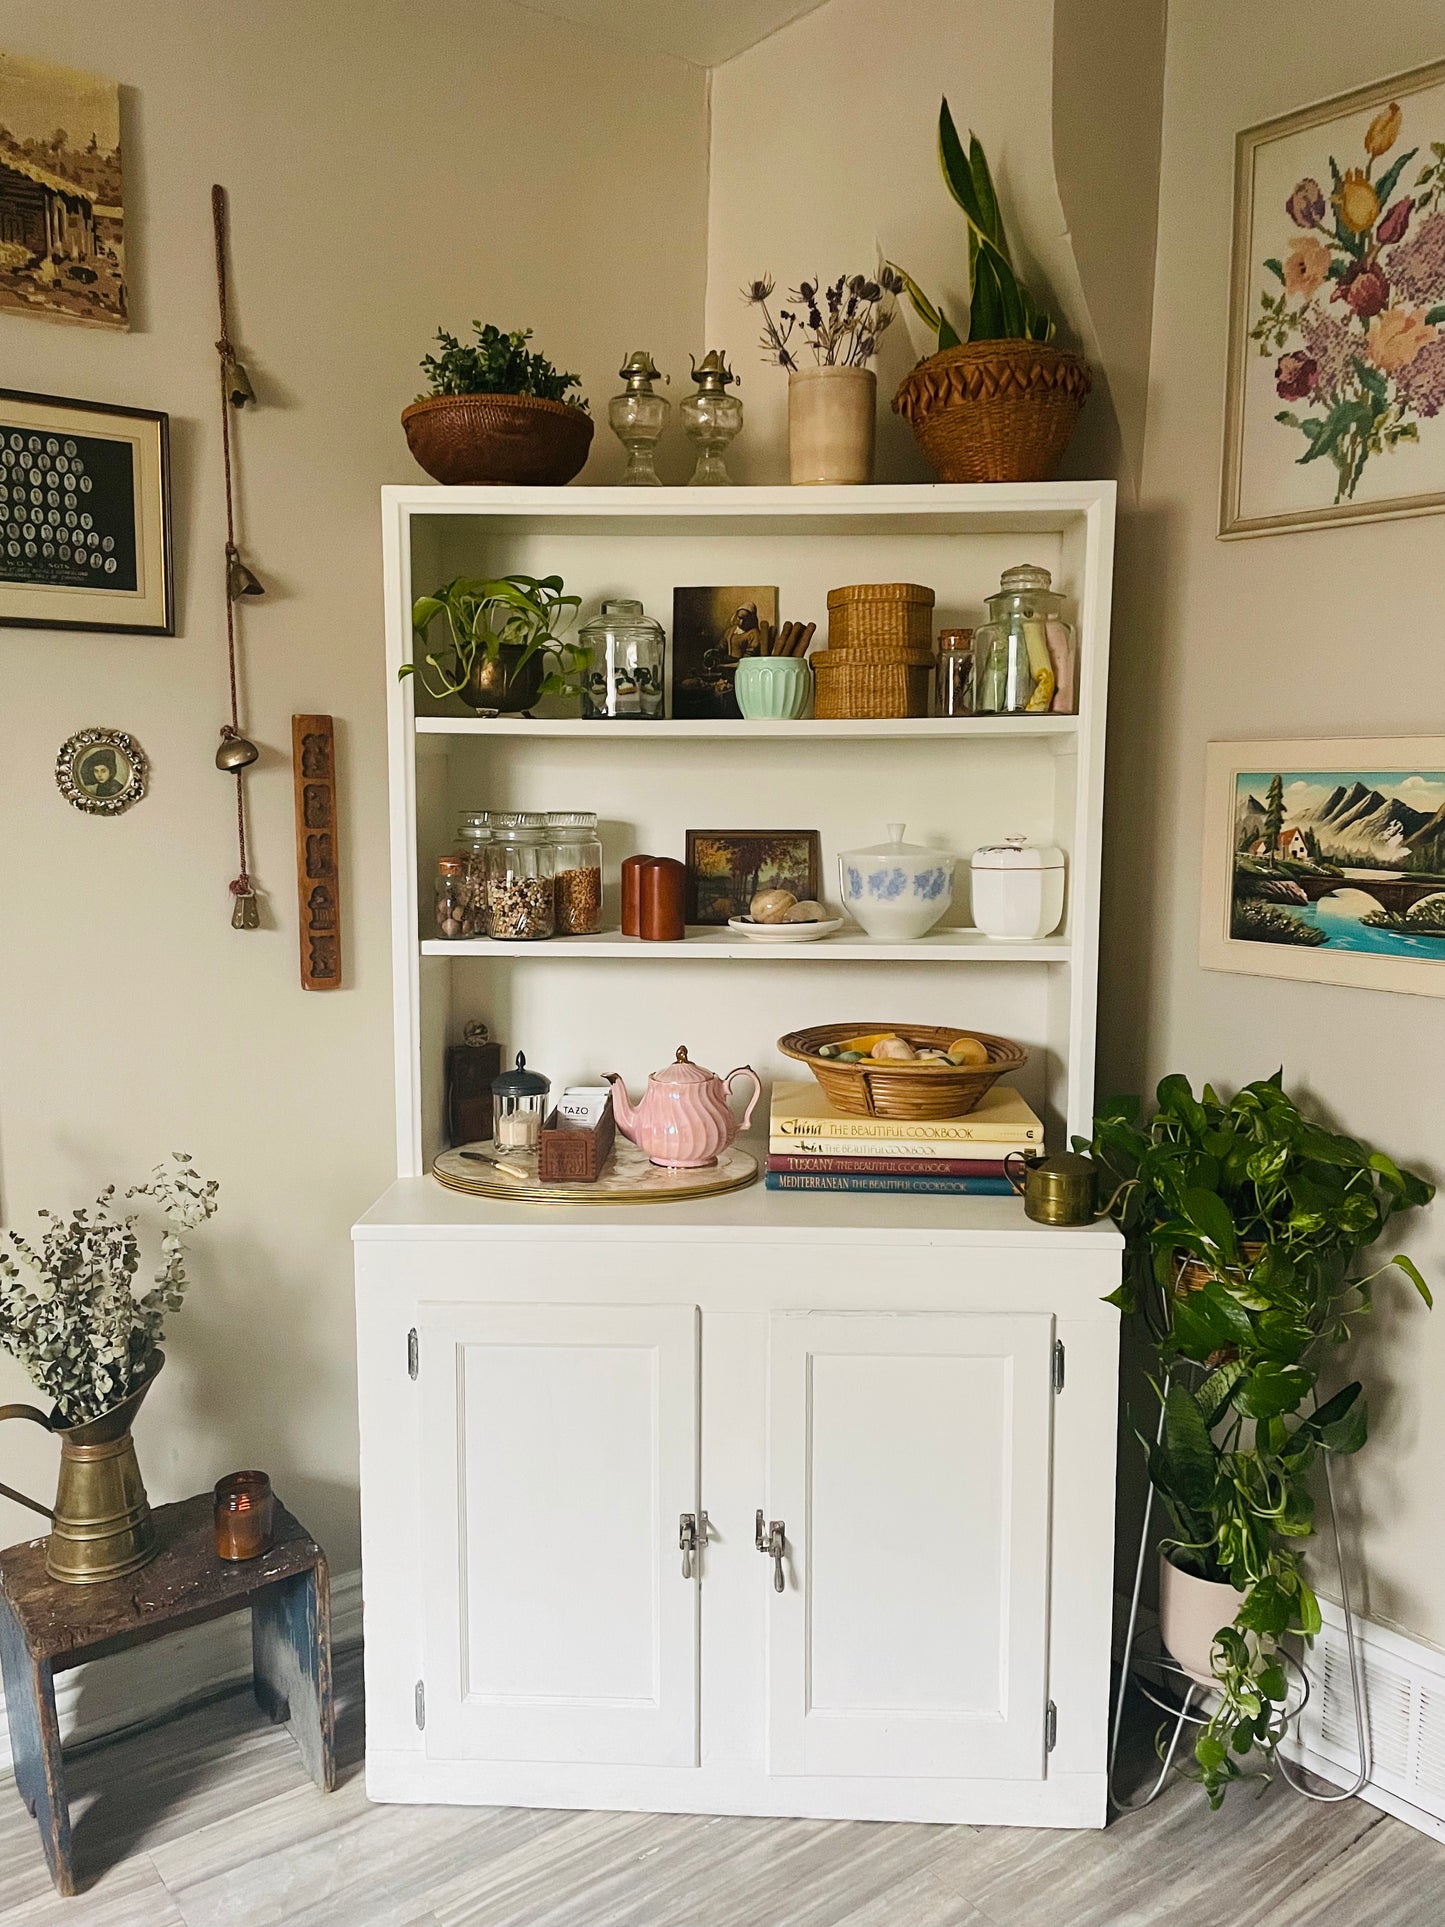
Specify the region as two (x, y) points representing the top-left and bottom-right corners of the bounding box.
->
(1082, 1072), (1433, 1806)
(402, 323), (593, 486)
(403, 572), (585, 714)
(887, 101), (1091, 482)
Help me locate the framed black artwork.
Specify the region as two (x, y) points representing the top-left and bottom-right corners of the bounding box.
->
(0, 389), (173, 634)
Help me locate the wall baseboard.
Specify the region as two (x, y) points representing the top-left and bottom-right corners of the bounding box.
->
(0, 1567), (361, 1777)
(1115, 1588), (1445, 1842)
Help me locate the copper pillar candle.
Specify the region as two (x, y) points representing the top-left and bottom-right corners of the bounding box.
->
(620, 854), (653, 937)
(214, 1470), (275, 1561)
(639, 856), (686, 940)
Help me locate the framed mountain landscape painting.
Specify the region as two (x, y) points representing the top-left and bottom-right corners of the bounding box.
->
(1201, 739), (1445, 997)
(1222, 60), (1445, 536)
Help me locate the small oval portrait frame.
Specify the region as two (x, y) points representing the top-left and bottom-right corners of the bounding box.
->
(55, 727), (148, 815)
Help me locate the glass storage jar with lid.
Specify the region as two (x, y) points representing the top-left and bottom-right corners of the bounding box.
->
(454, 810), (493, 936)
(546, 811), (603, 935)
(488, 812), (556, 940)
(491, 1052), (551, 1151)
(579, 599), (666, 720)
(971, 564), (1077, 715)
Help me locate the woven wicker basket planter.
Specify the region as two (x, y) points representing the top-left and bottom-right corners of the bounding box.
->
(893, 341), (1091, 484)
(401, 392), (594, 486)
(779, 1023), (1028, 1120)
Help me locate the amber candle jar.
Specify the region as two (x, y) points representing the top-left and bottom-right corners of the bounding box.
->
(620, 854), (653, 937)
(214, 1470), (276, 1561)
(639, 856), (686, 940)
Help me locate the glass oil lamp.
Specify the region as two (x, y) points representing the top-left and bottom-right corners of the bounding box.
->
(608, 350), (670, 486)
(491, 1051), (551, 1152)
(681, 351), (742, 486)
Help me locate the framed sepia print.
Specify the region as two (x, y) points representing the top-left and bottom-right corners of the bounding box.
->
(685, 829), (821, 925)
(1201, 738), (1445, 997)
(54, 726), (147, 815)
(0, 389), (173, 633)
(1221, 60), (1445, 538)
(671, 584), (779, 719)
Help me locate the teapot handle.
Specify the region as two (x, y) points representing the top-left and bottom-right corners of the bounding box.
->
(0, 1403), (57, 1521)
(724, 1066), (762, 1132)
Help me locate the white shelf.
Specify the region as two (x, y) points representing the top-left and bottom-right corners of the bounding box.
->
(416, 714), (1079, 741)
(421, 927), (1070, 963)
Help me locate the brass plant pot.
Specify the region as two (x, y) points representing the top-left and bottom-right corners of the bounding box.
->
(0, 1357), (162, 1585)
(461, 643), (545, 714)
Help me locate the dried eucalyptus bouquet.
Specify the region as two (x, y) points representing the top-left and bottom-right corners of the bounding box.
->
(0, 1155), (219, 1426)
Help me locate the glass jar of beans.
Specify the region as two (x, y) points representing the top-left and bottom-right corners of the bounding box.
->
(488, 813), (556, 940)
(546, 811), (603, 935)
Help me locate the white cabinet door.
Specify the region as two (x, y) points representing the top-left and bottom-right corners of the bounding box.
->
(766, 1311), (1054, 1781)
(420, 1302), (700, 1767)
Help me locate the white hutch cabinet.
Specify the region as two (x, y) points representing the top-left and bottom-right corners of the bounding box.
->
(355, 484), (1123, 1829)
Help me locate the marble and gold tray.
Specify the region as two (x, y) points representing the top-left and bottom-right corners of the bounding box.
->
(431, 1137), (758, 1206)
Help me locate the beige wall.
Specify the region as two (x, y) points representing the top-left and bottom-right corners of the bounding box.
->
(703, 0), (1125, 483)
(1103, 0), (1445, 1645)
(0, 0), (708, 1562)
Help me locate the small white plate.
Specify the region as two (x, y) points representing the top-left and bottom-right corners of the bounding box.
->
(727, 916), (845, 943)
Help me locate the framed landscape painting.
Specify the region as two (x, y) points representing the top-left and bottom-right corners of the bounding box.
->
(1221, 60), (1445, 537)
(1201, 739), (1445, 997)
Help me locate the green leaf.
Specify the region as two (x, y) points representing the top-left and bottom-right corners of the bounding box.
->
(1426, 306), (1445, 326)
(937, 310), (963, 350)
(938, 100), (991, 238)
(1235, 1361), (1314, 1419)
(1156, 1074), (1207, 1136)
(1264, 257), (1284, 283)
(1374, 147), (1418, 208)
(1179, 1188), (1240, 1263)
(1390, 1253), (1434, 1308)
(1237, 1575), (1292, 1638)
(1160, 1381), (1219, 1511)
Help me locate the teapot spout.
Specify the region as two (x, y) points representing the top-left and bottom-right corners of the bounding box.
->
(603, 1073), (639, 1139)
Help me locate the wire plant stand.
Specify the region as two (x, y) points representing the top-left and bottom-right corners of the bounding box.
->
(1107, 1372), (1371, 1816)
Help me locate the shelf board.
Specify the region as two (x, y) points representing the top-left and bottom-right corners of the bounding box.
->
(421, 928), (1070, 963)
(415, 714), (1079, 741)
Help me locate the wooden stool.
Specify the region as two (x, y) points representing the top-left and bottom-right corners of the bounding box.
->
(0, 1492), (334, 1895)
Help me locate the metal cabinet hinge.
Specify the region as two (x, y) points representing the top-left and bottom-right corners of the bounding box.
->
(407, 1328), (419, 1380)
(1052, 1339), (1065, 1393)
(414, 1680), (426, 1729)
(1045, 1700), (1057, 1752)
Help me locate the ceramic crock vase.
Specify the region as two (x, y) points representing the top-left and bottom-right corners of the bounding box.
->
(788, 366), (876, 485)
(1159, 1552), (1240, 1688)
(0, 1358), (162, 1585)
(605, 1047), (761, 1168)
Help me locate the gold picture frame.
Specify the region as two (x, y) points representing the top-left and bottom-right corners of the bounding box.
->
(1221, 59), (1445, 539)
(55, 725), (148, 815)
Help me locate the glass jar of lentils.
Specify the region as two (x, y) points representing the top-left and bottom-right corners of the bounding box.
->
(488, 813), (556, 940)
(455, 811), (493, 937)
(546, 811), (603, 935)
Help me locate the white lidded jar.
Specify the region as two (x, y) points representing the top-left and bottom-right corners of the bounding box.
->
(970, 836), (1065, 940)
(838, 823), (955, 939)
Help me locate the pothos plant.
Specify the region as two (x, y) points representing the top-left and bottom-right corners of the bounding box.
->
(401, 573), (586, 703)
(1080, 1072), (1433, 1806)
(0, 1156), (220, 1426)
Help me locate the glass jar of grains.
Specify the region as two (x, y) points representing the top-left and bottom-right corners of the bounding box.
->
(488, 813), (556, 940)
(455, 810), (493, 936)
(546, 811), (603, 935)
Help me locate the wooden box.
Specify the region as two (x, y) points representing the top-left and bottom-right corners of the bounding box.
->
(537, 1093), (616, 1183)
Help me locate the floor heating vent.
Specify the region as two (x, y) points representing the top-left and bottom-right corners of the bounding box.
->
(1296, 1603), (1445, 1830)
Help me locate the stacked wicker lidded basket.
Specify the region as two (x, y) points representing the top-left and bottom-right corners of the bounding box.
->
(811, 582), (935, 720)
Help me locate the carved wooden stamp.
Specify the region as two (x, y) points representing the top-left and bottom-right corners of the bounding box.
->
(292, 715), (342, 990)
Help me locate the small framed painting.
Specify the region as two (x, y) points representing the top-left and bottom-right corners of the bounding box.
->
(685, 829), (821, 925)
(0, 389), (173, 634)
(1201, 739), (1445, 996)
(1221, 60), (1445, 538)
(671, 585), (779, 719)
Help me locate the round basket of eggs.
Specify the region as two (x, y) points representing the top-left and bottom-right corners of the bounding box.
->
(728, 888), (843, 943)
(778, 1022), (1027, 1120)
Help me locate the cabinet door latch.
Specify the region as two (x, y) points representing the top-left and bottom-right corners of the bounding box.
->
(1052, 1339), (1065, 1394)
(756, 1509), (786, 1592)
(679, 1510), (709, 1579)
(407, 1328), (419, 1380)
(1045, 1700), (1057, 1752)
(415, 1680), (426, 1730)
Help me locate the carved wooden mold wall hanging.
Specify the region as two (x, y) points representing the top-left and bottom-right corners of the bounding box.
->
(291, 715), (341, 990)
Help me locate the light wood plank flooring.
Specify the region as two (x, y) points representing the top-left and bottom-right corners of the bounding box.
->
(1, 1648), (1440, 1925)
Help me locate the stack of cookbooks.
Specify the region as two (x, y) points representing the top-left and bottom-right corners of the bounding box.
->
(766, 1080), (1043, 1194)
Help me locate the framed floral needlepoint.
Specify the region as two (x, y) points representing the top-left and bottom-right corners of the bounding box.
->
(1221, 60), (1445, 537)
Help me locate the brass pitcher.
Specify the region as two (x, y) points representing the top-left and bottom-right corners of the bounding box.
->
(0, 1358), (161, 1585)
(1005, 1152), (1125, 1227)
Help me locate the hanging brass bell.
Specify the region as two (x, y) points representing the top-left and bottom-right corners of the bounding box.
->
(227, 550), (265, 599)
(223, 353), (256, 408)
(230, 886), (260, 930)
(215, 729), (259, 772)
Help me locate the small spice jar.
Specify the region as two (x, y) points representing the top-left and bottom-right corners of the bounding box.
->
(435, 855), (468, 939)
(489, 813), (556, 940)
(935, 628), (973, 718)
(214, 1470), (275, 1562)
(455, 811), (493, 936)
(546, 810), (604, 935)
(492, 1051), (551, 1151)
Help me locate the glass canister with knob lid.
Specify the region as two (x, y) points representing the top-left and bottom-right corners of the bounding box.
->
(454, 810), (493, 936)
(546, 810), (604, 935)
(971, 564), (1077, 715)
(579, 599), (666, 720)
(491, 1051), (551, 1152)
(488, 812), (556, 940)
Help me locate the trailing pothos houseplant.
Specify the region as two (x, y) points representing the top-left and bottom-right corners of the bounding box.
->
(1080, 1072), (1433, 1806)
(401, 573), (585, 705)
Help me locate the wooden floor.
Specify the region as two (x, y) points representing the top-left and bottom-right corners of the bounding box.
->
(1, 1647), (1441, 1925)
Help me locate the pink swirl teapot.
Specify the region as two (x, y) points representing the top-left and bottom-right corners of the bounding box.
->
(605, 1046), (761, 1168)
